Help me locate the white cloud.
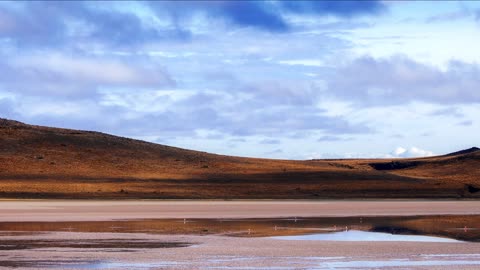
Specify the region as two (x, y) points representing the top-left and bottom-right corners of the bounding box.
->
(393, 146), (407, 156)
(391, 146), (434, 158)
(11, 53), (172, 87)
(326, 55), (480, 105)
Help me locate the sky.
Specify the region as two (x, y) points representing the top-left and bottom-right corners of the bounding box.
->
(0, 1), (479, 159)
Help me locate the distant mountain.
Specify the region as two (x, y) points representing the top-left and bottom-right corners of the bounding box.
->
(0, 118), (478, 199)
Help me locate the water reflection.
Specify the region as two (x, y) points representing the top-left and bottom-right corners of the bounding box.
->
(271, 230), (460, 242)
(0, 215), (479, 241)
(0, 239), (192, 250)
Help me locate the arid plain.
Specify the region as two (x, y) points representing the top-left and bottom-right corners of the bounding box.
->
(1, 118), (479, 199)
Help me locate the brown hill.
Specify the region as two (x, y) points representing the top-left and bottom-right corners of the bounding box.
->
(0, 118), (479, 199)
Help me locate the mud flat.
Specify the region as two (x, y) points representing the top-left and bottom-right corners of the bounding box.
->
(1, 232), (480, 269)
(2, 201), (480, 269)
(1, 200), (480, 222)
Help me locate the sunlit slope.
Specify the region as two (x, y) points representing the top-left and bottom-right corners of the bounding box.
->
(0, 118), (478, 199)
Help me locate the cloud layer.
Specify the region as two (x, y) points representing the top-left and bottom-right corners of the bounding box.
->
(327, 56), (480, 106)
(0, 1), (478, 159)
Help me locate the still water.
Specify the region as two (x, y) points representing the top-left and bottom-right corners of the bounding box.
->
(0, 215), (478, 241)
(1, 215), (479, 269)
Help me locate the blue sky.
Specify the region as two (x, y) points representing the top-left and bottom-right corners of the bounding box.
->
(1, 1), (479, 159)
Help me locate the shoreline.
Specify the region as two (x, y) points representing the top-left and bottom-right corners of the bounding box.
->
(1, 200), (480, 222)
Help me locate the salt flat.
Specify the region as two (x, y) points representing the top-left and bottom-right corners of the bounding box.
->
(1, 200), (480, 221)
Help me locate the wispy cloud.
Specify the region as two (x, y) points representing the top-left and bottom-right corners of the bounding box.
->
(326, 56), (480, 106)
(0, 52), (173, 97)
(0, 1), (477, 159)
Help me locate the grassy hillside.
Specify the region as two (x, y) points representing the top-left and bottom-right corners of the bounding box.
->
(0, 118), (478, 199)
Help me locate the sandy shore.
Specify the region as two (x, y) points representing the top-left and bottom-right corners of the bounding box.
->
(1, 200), (480, 221)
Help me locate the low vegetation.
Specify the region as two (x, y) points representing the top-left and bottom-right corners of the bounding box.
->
(0, 118), (478, 199)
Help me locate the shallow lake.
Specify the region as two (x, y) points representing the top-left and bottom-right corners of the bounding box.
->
(0, 214), (479, 241)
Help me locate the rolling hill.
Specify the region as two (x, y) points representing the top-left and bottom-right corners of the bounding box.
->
(0, 118), (479, 199)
